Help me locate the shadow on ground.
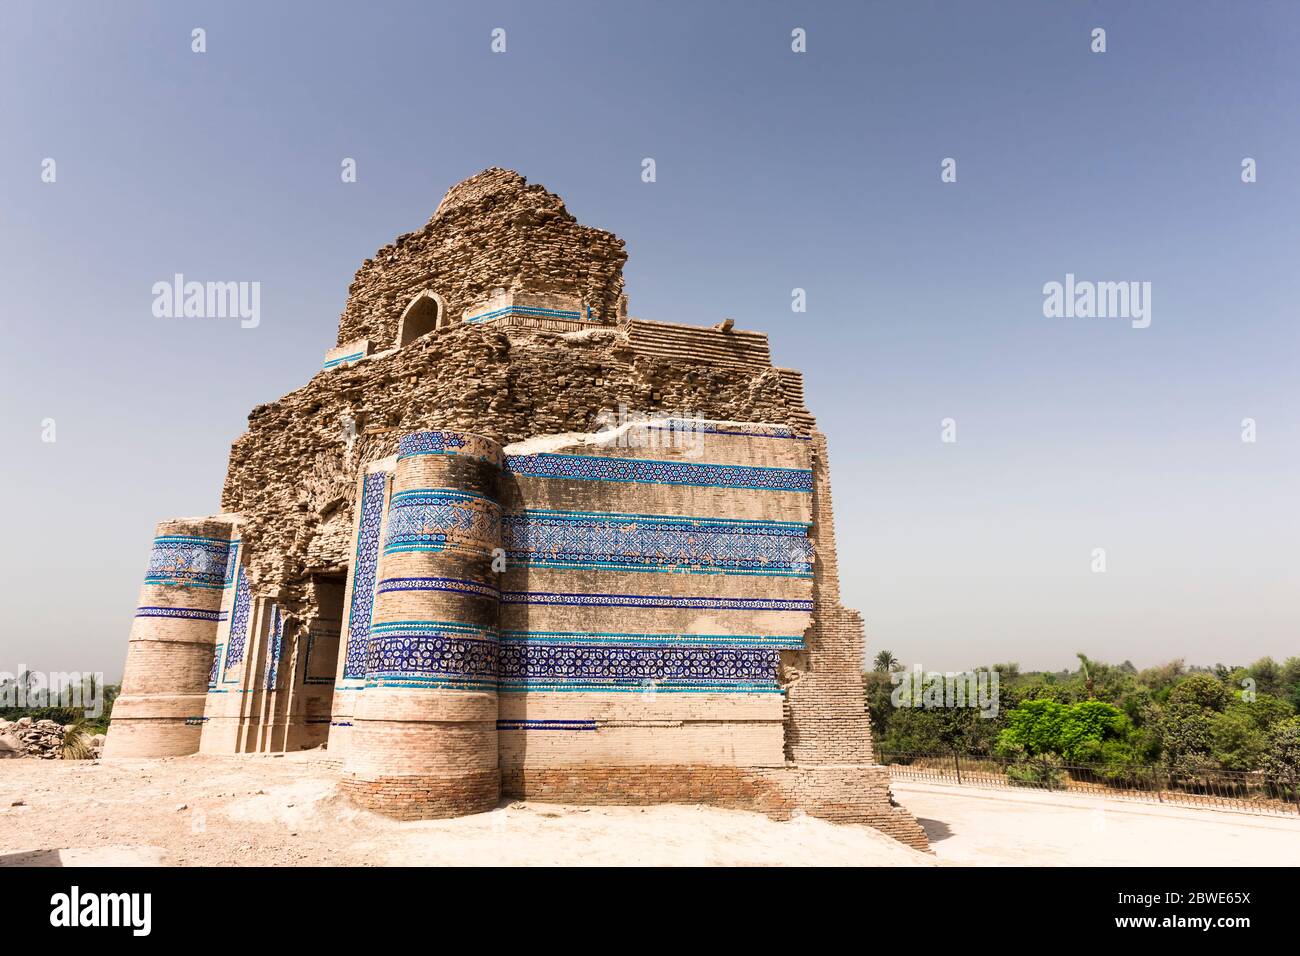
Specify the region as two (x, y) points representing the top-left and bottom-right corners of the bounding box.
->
(0, 849), (63, 866)
(916, 818), (953, 843)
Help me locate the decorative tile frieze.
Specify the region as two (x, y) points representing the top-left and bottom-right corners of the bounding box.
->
(502, 509), (813, 577)
(144, 535), (230, 590)
(134, 606), (224, 621)
(505, 452), (813, 493)
(366, 619), (498, 689)
(382, 488), (501, 556)
(501, 590), (812, 613)
(396, 430), (504, 466)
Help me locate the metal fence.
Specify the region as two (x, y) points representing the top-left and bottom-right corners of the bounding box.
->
(879, 751), (1300, 817)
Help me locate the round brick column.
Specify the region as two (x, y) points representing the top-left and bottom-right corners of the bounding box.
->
(341, 431), (503, 818)
(104, 517), (236, 758)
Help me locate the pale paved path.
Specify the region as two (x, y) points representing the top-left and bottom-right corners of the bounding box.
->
(892, 780), (1300, 866)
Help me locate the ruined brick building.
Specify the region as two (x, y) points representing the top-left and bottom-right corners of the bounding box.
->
(104, 168), (926, 848)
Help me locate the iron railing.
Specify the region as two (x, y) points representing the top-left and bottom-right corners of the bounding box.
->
(879, 751), (1300, 817)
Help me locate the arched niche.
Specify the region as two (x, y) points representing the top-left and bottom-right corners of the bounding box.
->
(397, 291), (448, 346)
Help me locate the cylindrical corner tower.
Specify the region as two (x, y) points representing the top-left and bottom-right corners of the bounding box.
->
(104, 516), (236, 758)
(340, 431), (503, 818)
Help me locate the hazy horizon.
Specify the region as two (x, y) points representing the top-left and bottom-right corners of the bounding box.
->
(2, 0), (1296, 681)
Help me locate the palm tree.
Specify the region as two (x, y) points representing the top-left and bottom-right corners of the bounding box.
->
(873, 650), (899, 672)
(1077, 652), (1095, 698)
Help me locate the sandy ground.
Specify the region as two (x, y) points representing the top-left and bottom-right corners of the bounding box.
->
(5, 753), (1294, 866)
(894, 781), (1300, 866)
(0, 753), (933, 867)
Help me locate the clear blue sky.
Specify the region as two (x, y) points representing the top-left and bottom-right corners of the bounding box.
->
(2, 0), (1296, 679)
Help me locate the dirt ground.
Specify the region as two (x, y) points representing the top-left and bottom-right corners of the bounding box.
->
(5, 754), (1293, 866)
(0, 753), (934, 867)
(894, 780), (1300, 866)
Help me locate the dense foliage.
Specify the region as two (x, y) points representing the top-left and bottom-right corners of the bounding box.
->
(865, 653), (1300, 779)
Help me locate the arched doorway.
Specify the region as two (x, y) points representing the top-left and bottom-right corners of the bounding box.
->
(397, 291), (447, 346)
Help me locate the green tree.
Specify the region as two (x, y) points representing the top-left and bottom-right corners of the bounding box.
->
(1156, 673), (1232, 775)
(1280, 657), (1300, 712)
(873, 650), (899, 672)
(996, 699), (1133, 765)
(1261, 717), (1300, 805)
(1247, 657), (1283, 697)
(1209, 705), (1268, 771)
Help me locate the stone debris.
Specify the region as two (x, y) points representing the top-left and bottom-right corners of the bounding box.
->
(0, 718), (100, 759)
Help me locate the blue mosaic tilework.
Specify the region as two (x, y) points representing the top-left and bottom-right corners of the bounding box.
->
(377, 576), (501, 600)
(223, 566), (252, 678)
(503, 509), (813, 577)
(501, 590), (812, 613)
(343, 471), (387, 680)
(223, 541), (240, 587)
(464, 304), (592, 324)
(144, 535), (230, 590)
(208, 643), (223, 688)
(396, 431), (469, 459)
(265, 604), (283, 691)
(497, 640), (780, 693)
(505, 453), (813, 493)
(365, 620), (498, 690)
(134, 606), (224, 622)
(396, 431), (503, 466)
(499, 682), (780, 694)
(497, 719), (596, 731)
(382, 488), (500, 556)
(501, 630), (803, 649)
(323, 351), (365, 370)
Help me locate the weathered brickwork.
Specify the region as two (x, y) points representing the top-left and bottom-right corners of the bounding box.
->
(336, 167), (627, 349)
(106, 169), (926, 849)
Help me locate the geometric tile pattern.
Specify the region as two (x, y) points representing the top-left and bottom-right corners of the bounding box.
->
(134, 606), (224, 621)
(377, 575), (500, 600)
(497, 640), (780, 693)
(208, 643), (223, 688)
(223, 541), (240, 587)
(265, 604), (284, 691)
(396, 430), (503, 466)
(500, 630), (804, 649)
(382, 488), (500, 556)
(365, 620), (498, 690)
(502, 509), (813, 577)
(505, 453), (813, 493)
(396, 431), (468, 458)
(343, 471), (388, 680)
(223, 566), (253, 678)
(144, 535), (230, 590)
(501, 590), (812, 612)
